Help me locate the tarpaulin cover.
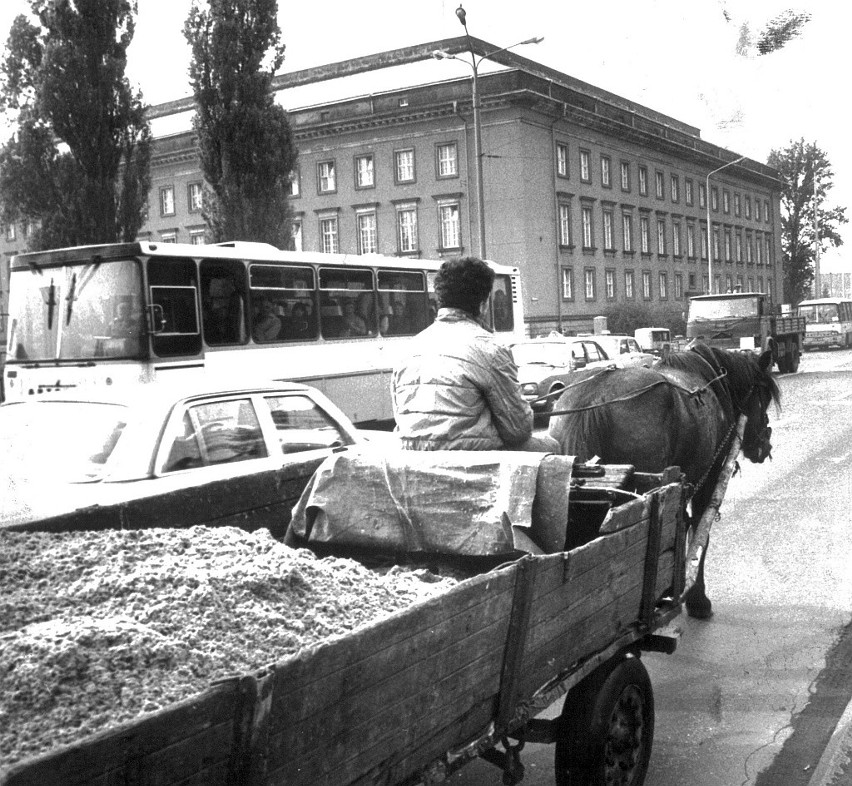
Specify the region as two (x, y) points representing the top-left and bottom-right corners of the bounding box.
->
(287, 448), (574, 557)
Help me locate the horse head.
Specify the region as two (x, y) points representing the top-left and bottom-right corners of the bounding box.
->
(738, 349), (779, 464)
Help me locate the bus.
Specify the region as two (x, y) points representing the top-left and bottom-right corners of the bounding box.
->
(794, 297), (852, 351)
(2, 241), (524, 424)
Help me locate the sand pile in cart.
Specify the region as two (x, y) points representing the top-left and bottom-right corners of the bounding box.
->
(0, 525), (459, 767)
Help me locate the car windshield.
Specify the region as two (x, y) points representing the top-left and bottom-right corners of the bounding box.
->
(0, 401), (128, 481)
(511, 343), (564, 366)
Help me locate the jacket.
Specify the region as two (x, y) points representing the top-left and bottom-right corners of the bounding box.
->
(391, 308), (534, 450)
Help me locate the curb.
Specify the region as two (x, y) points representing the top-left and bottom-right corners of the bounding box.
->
(807, 694), (852, 786)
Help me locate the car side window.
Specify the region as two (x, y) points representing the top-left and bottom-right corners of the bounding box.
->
(586, 342), (606, 362)
(163, 398), (268, 471)
(264, 395), (348, 454)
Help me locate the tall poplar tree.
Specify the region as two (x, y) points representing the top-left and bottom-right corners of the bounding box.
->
(184, 0), (297, 248)
(0, 1), (151, 250)
(767, 140), (847, 303)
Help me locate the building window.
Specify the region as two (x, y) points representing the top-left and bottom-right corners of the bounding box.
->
(5, 222), (16, 241)
(437, 143), (458, 178)
(724, 228), (732, 262)
(160, 230), (177, 243)
(395, 149), (415, 183)
(355, 154), (374, 188)
(745, 195), (752, 219)
(438, 202), (460, 249)
(625, 270), (635, 299)
(655, 171), (664, 199)
(292, 219), (303, 251)
(725, 274), (734, 292)
(755, 233), (763, 265)
(319, 215), (339, 253)
(670, 175), (679, 203)
(746, 233), (753, 263)
(579, 149), (591, 182)
(556, 143), (569, 178)
(764, 200), (771, 222)
(601, 155), (611, 187)
(318, 161), (336, 193)
(287, 170), (300, 197)
(562, 267), (574, 299)
(735, 233), (743, 263)
(638, 165), (648, 196)
(160, 185), (175, 216)
(659, 271), (668, 300)
(642, 270), (652, 300)
(584, 268), (596, 300)
(622, 212), (633, 252)
(701, 226), (708, 260)
(188, 182), (203, 213)
(686, 223), (696, 258)
(397, 204), (418, 253)
(713, 227), (721, 260)
(672, 220), (681, 257)
(189, 229), (206, 245)
(581, 206), (594, 248)
(602, 208), (614, 250)
(357, 211), (378, 254)
(765, 236), (772, 264)
(639, 215), (651, 254)
(657, 218), (666, 255)
(734, 193), (741, 217)
(685, 179), (693, 206)
(711, 186), (719, 211)
(620, 161), (630, 192)
(723, 189), (730, 214)
(605, 269), (616, 300)
(558, 203), (572, 247)
(698, 183), (706, 209)
(674, 272), (684, 299)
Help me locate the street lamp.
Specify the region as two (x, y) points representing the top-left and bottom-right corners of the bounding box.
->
(432, 5), (542, 259)
(705, 155), (745, 293)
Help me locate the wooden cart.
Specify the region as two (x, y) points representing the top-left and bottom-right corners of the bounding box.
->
(2, 436), (741, 786)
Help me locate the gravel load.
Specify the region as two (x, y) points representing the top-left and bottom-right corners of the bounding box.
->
(0, 526), (459, 768)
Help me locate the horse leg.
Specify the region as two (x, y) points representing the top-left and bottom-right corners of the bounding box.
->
(685, 531), (713, 619)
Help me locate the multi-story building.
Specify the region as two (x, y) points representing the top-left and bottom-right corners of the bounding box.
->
(0, 37), (783, 343)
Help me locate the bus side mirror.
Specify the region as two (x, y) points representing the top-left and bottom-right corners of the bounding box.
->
(148, 304), (166, 334)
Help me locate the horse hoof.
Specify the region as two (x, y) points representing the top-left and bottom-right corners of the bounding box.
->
(686, 603), (714, 620)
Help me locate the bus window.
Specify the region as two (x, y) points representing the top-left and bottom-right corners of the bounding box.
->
(248, 264), (317, 342)
(147, 258), (202, 357)
(319, 267), (374, 339)
(201, 260), (248, 345)
(377, 270), (429, 336)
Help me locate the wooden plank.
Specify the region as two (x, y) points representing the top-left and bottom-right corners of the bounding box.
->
(1, 683), (239, 786)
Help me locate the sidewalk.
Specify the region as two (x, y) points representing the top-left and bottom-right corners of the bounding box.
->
(808, 695), (852, 786)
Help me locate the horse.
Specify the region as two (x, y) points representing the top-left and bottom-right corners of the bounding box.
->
(548, 342), (780, 619)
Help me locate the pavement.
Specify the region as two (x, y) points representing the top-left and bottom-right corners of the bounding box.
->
(808, 695), (852, 786)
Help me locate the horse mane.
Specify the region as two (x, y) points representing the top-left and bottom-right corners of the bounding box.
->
(660, 342), (781, 412)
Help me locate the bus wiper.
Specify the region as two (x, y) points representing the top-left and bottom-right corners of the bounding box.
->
(65, 272), (77, 325)
(46, 279), (57, 331)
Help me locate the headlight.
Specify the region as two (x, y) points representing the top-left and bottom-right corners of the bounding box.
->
(521, 383), (539, 396)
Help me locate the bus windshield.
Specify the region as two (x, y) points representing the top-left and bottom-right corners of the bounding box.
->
(797, 303), (840, 323)
(8, 259), (144, 362)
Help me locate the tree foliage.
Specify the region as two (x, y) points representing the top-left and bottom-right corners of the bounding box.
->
(599, 302), (687, 339)
(767, 140), (847, 303)
(184, 0), (297, 248)
(0, 0), (151, 250)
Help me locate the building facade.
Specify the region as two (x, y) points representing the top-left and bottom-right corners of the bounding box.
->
(0, 38), (783, 343)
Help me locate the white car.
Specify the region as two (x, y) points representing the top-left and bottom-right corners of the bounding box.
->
(590, 334), (657, 368)
(0, 379), (363, 534)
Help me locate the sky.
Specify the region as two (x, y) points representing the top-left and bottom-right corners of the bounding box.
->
(1, 0), (850, 273)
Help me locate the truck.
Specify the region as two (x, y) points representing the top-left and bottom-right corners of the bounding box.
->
(1, 445), (711, 786)
(685, 291), (806, 373)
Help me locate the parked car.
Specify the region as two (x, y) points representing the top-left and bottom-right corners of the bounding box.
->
(0, 378), (364, 533)
(510, 337), (613, 414)
(590, 334), (657, 368)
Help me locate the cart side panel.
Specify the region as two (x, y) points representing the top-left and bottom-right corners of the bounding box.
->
(0, 682), (241, 786)
(263, 567), (518, 786)
(518, 484), (681, 697)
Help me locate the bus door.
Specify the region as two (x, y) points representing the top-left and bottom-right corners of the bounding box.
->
(146, 257), (203, 358)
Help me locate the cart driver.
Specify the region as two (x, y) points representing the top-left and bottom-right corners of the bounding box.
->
(392, 256), (560, 453)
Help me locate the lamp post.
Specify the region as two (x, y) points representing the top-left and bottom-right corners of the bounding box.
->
(432, 6), (542, 259)
(705, 155), (745, 293)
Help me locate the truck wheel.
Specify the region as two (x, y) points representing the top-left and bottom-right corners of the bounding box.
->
(787, 343), (800, 373)
(554, 654), (654, 786)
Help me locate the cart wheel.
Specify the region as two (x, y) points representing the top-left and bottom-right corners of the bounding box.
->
(554, 654), (654, 786)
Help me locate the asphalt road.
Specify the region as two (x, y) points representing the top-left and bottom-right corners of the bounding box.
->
(450, 347), (852, 786)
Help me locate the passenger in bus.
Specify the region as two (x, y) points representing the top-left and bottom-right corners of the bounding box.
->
(253, 296), (283, 341)
(342, 299), (368, 336)
(286, 301), (315, 340)
(392, 256), (559, 452)
(355, 292), (377, 335)
(389, 297), (410, 335)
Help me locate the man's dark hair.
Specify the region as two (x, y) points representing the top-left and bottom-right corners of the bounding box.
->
(434, 257), (495, 316)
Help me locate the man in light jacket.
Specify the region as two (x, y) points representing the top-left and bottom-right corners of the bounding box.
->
(392, 256), (560, 452)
